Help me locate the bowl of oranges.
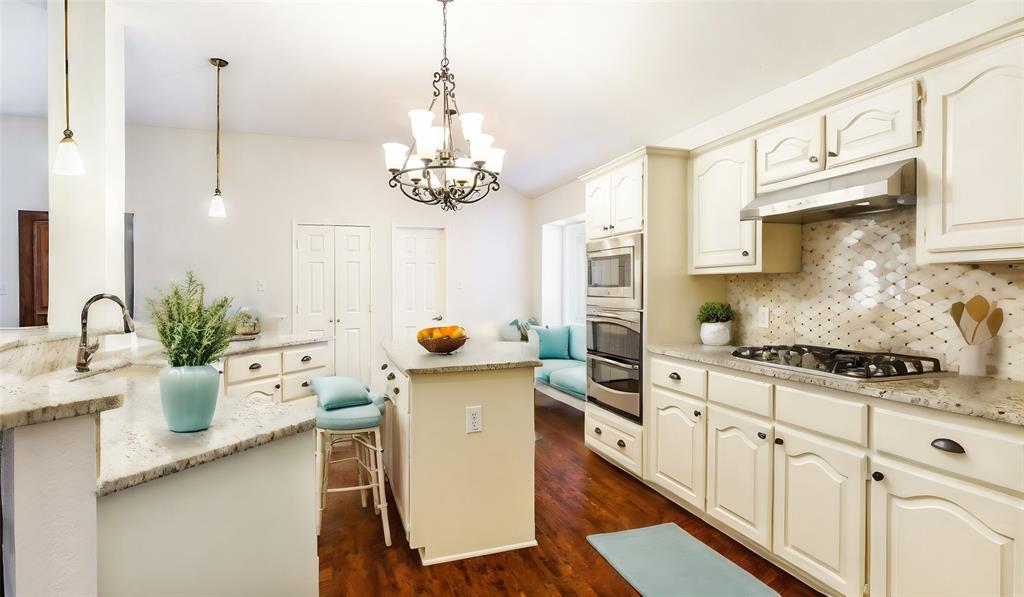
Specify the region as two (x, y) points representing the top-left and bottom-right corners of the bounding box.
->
(416, 325), (468, 354)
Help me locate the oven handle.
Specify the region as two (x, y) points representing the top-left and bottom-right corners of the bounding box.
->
(588, 354), (640, 370)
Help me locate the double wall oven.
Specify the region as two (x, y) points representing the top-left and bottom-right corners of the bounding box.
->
(585, 232), (643, 423)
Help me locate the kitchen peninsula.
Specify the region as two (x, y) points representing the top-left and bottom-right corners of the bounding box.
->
(380, 340), (541, 565)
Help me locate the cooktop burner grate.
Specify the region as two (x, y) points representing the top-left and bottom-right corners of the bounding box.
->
(731, 344), (943, 380)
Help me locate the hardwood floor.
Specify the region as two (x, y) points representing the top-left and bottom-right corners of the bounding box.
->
(318, 392), (821, 596)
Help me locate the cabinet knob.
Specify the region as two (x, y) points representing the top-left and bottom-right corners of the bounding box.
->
(774, 438), (784, 445)
(249, 362), (262, 370)
(301, 355), (312, 363)
(602, 226), (609, 231)
(301, 381), (310, 388)
(380, 363), (388, 370)
(931, 438), (966, 454)
(274, 383), (281, 390)
(594, 427), (602, 435)
(808, 155), (819, 163)
(609, 225), (615, 229)
(693, 410), (701, 417)
(668, 372), (681, 381)
(828, 151), (838, 157)
(742, 250), (750, 257)
(872, 471), (885, 482)
(616, 439), (626, 448)
(757, 432), (767, 440)
(387, 373), (396, 381)
(393, 388), (400, 395)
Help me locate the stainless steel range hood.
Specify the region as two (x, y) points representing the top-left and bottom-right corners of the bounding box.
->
(740, 159), (917, 223)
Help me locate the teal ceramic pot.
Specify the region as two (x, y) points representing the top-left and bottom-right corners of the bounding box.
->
(158, 365), (220, 432)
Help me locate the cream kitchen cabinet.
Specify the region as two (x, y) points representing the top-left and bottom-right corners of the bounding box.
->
(755, 115), (825, 189)
(690, 139), (801, 274)
(706, 403), (773, 549)
(223, 341), (330, 402)
(824, 80), (919, 168)
(869, 458), (1024, 596)
(918, 36), (1024, 264)
(772, 425), (866, 597)
(649, 388), (705, 510)
(584, 157), (644, 239)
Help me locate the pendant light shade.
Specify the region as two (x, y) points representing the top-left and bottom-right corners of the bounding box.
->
(53, 0), (84, 176)
(209, 57), (229, 217)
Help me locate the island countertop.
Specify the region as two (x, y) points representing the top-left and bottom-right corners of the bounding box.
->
(649, 343), (1024, 427)
(383, 340), (541, 375)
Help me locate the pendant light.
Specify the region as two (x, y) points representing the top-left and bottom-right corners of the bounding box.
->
(52, 0), (84, 176)
(208, 58), (228, 218)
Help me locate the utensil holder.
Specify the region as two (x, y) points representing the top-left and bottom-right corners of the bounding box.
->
(958, 344), (986, 377)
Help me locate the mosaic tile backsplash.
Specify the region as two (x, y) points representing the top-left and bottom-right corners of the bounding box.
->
(726, 209), (1023, 381)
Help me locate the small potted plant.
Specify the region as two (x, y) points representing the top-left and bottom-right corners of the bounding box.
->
(149, 272), (240, 432)
(502, 317), (539, 342)
(697, 302), (734, 346)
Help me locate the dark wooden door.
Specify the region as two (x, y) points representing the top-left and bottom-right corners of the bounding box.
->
(18, 210), (48, 326)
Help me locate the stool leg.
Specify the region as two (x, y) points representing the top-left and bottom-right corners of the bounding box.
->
(357, 436), (368, 508)
(319, 430), (330, 535)
(373, 428), (392, 547)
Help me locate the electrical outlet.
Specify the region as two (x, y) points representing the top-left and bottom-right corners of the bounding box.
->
(757, 306), (770, 329)
(465, 405), (482, 433)
(256, 279), (266, 292)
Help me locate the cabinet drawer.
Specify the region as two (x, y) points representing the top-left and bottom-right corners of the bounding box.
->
(226, 350), (281, 382)
(873, 407), (1024, 492)
(708, 371), (773, 418)
(282, 368), (325, 402)
(650, 357), (706, 397)
(385, 365), (410, 413)
(225, 376), (281, 401)
(283, 344), (329, 373)
(585, 405), (642, 476)
(776, 386), (867, 446)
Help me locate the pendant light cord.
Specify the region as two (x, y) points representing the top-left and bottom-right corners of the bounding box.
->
(63, 0), (71, 135)
(215, 63), (221, 193)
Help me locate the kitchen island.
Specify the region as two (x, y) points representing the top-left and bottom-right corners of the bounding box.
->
(380, 340), (541, 565)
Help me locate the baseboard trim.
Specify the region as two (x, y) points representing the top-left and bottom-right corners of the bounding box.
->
(534, 382), (585, 412)
(418, 539), (539, 566)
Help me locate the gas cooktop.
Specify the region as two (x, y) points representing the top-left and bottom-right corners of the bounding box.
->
(731, 344), (945, 381)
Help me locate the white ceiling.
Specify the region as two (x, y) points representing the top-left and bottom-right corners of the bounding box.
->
(4, 0), (967, 197)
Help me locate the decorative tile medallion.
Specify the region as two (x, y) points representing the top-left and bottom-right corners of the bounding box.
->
(726, 209), (1023, 381)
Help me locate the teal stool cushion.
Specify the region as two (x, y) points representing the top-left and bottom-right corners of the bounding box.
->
(535, 359), (583, 383)
(310, 376), (370, 410)
(548, 365), (586, 399)
(369, 392), (386, 414)
(537, 326), (571, 360)
(317, 403), (382, 430)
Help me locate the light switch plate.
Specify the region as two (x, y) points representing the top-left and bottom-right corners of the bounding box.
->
(256, 279), (266, 292)
(757, 306), (770, 329)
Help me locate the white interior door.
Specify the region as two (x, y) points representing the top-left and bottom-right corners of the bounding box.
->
(294, 225), (335, 336)
(334, 226), (371, 385)
(561, 221), (586, 326)
(393, 227), (446, 341)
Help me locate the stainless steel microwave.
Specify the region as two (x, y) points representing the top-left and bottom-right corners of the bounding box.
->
(586, 232), (642, 311)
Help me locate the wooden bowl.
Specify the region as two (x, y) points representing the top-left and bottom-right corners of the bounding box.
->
(418, 336), (469, 354)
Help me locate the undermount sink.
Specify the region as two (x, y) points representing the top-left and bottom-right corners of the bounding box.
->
(67, 364), (158, 383)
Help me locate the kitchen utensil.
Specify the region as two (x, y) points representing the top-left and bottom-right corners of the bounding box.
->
(964, 295), (990, 343)
(950, 301), (968, 343)
(972, 307), (1004, 346)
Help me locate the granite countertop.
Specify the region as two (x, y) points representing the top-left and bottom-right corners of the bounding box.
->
(649, 344), (1024, 427)
(383, 340), (541, 375)
(0, 327), (77, 353)
(96, 366), (316, 496)
(0, 371), (124, 431)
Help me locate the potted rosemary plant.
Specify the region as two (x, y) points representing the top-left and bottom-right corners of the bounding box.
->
(697, 301), (734, 346)
(149, 272), (239, 432)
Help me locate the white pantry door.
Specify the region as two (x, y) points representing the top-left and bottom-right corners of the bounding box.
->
(393, 227), (446, 341)
(334, 227), (371, 384)
(294, 225), (335, 336)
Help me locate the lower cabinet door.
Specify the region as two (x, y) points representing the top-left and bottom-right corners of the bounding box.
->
(773, 426), (866, 597)
(393, 406), (411, 539)
(870, 459), (1024, 596)
(706, 404), (773, 548)
(650, 388), (706, 510)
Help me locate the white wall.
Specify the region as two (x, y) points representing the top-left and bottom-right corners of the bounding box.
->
(125, 125), (533, 352)
(529, 179), (584, 320)
(0, 116), (49, 327)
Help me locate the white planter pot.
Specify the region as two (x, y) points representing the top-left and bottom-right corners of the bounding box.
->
(500, 324), (524, 342)
(958, 344), (986, 376)
(700, 321), (732, 346)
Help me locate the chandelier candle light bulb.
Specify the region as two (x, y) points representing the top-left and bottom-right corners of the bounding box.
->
(459, 112), (483, 141)
(470, 134), (494, 164)
(485, 148), (506, 174)
(409, 109), (435, 138)
(383, 143), (410, 172)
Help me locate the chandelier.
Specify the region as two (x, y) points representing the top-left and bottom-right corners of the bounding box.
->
(382, 0), (504, 211)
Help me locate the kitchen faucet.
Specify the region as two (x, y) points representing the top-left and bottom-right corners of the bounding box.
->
(76, 293), (136, 372)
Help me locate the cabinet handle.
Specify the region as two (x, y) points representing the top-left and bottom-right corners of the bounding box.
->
(931, 438), (966, 454)
(742, 250), (750, 257)
(249, 363), (262, 370)
(757, 432), (767, 440)
(668, 372), (681, 381)
(774, 438), (784, 445)
(392, 388), (400, 395)
(381, 363), (388, 370)
(302, 381), (310, 388)
(274, 383), (281, 390)
(301, 355), (312, 363)
(616, 439), (626, 448)
(609, 224), (615, 229)
(693, 410), (701, 417)
(808, 155), (819, 163)
(594, 427), (602, 435)
(872, 471), (885, 482)
(387, 373), (396, 381)
(602, 226), (608, 231)
(828, 151), (838, 157)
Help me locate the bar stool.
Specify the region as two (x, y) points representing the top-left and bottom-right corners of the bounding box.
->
(316, 393), (391, 546)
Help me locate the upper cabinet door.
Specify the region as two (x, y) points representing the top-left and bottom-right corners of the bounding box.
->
(692, 140), (757, 269)
(920, 37), (1024, 255)
(825, 80), (919, 168)
(755, 115), (825, 188)
(609, 159), (644, 235)
(585, 175), (612, 239)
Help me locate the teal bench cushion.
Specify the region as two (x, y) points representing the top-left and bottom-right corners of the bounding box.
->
(536, 326), (571, 360)
(310, 376), (370, 410)
(316, 403), (382, 430)
(549, 365), (586, 399)
(568, 324), (586, 362)
(536, 359), (583, 383)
